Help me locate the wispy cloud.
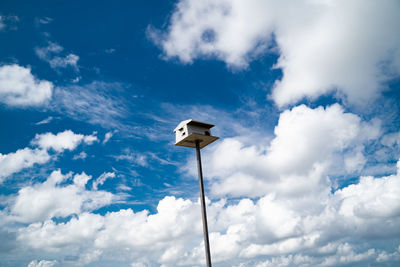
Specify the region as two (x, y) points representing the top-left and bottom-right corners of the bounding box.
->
(104, 48), (116, 54)
(51, 82), (132, 131)
(142, 102), (275, 144)
(113, 149), (148, 167)
(92, 172), (116, 190)
(35, 16), (53, 25)
(0, 15), (19, 31)
(35, 116), (54, 125)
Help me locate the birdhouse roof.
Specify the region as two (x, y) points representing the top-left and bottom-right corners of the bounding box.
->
(173, 119), (215, 132)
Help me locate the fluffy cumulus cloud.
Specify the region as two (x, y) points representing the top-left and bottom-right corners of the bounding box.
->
(0, 148), (50, 182)
(185, 104), (379, 198)
(154, 0), (400, 106)
(11, 163), (400, 266)
(0, 64), (53, 107)
(11, 170), (113, 223)
(0, 130), (97, 182)
(31, 130), (98, 152)
(14, 196), (202, 265)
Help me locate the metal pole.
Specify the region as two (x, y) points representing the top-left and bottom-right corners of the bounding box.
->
(195, 140), (212, 267)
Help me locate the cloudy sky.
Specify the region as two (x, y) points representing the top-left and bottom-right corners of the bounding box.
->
(1, 0), (400, 266)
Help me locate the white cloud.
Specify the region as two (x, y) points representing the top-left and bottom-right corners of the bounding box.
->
(11, 170), (113, 223)
(78, 249), (103, 265)
(35, 17), (53, 25)
(188, 104), (379, 198)
(381, 131), (400, 147)
(114, 150), (148, 167)
(102, 131), (113, 144)
(13, 163), (400, 266)
(95, 196), (200, 253)
(0, 64), (53, 107)
(0, 130), (98, 182)
(322, 246), (376, 266)
(51, 82), (130, 130)
(35, 116), (54, 125)
(16, 196), (203, 263)
(73, 171), (92, 189)
(335, 161), (400, 220)
(0, 148), (50, 182)
(31, 130), (98, 152)
(19, 212), (104, 251)
(27, 260), (58, 267)
(51, 54), (79, 69)
(35, 42), (79, 70)
(155, 0), (400, 106)
(72, 151), (87, 160)
(117, 184), (132, 191)
(92, 172), (116, 190)
(250, 245), (378, 267)
(131, 262), (148, 267)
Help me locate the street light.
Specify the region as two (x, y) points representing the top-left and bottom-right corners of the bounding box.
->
(174, 119), (219, 267)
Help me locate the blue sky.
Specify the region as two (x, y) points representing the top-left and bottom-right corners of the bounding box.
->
(1, 0), (400, 266)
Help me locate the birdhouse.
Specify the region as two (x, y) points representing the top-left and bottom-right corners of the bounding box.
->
(174, 119), (219, 148)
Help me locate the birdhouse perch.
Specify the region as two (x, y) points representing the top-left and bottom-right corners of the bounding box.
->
(174, 119), (219, 149)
